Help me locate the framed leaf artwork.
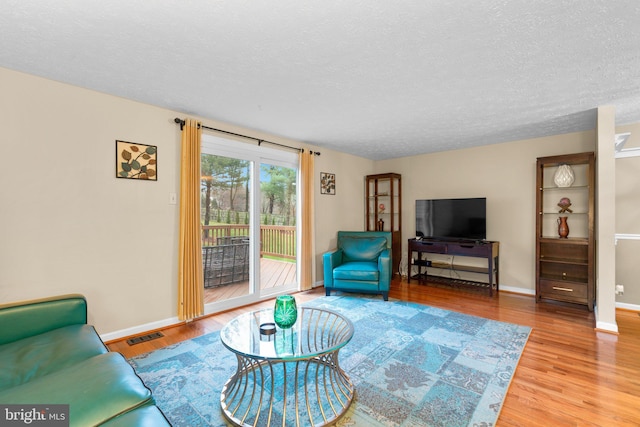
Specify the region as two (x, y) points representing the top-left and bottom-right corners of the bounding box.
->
(116, 140), (157, 180)
(320, 172), (335, 195)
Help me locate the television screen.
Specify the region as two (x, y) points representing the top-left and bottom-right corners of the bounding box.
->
(416, 198), (486, 241)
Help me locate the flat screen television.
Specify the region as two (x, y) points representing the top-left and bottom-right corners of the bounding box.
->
(415, 197), (486, 241)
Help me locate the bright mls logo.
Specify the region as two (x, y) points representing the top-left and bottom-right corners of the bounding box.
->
(1, 405), (69, 426)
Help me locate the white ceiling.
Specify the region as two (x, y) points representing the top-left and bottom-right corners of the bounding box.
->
(2, 1), (640, 160)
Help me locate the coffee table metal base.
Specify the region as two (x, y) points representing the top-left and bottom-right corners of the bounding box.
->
(221, 352), (354, 427)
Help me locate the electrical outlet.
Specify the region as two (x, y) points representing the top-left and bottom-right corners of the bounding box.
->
(615, 284), (624, 295)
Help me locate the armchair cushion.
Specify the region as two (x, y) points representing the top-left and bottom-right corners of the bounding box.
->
(340, 236), (387, 263)
(334, 261), (380, 281)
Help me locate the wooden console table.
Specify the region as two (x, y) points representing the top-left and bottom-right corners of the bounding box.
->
(407, 238), (500, 295)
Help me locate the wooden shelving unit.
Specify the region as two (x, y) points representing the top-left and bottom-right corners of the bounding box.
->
(365, 173), (401, 275)
(535, 152), (595, 310)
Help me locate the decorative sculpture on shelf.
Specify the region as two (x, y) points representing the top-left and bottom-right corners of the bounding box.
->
(554, 164), (575, 187)
(557, 197), (573, 213)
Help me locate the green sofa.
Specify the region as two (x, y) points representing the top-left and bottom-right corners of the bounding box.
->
(0, 294), (170, 426)
(323, 231), (392, 300)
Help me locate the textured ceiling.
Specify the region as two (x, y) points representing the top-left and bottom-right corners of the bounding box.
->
(2, 1), (640, 160)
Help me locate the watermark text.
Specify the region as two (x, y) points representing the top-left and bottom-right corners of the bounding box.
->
(1, 405), (69, 426)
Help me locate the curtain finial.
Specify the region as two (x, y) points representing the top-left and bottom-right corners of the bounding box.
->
(174, 117), (185, 130)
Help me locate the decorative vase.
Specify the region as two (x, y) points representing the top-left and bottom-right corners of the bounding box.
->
(274, 295), (297, 329)
(558, 216), (569, 238)
(554, 164), (575, 188)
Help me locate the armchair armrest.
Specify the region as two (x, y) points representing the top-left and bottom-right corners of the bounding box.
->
(0, 294), (88, 345)
(378, 249), (391, 290)
(322, 249), (344, 287)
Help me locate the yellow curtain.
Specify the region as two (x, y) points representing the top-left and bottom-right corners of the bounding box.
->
(178, 119), (204, 321)
(299, 150), (315, 290)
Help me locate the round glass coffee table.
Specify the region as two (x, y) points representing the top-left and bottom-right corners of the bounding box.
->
(220, 307), (354, 427)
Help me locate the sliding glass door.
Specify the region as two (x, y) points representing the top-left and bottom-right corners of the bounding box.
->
(201, 151), (252, 304)
(258, 162), (298, 297)
(201, 134), (298, 313)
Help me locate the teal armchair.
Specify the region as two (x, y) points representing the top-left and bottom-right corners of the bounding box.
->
(323, 231), (392, 301)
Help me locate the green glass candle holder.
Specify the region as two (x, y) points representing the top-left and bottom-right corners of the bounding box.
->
(274, 295), (297, 329)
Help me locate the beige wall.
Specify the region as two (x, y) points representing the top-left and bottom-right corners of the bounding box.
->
(312, 152), (374, 281)
(0, 67), (181, 335)
(1, 66), (637, 339)
(0, 67), (363, 337)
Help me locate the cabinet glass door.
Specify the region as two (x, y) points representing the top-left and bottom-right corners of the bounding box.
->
(540, 163), (590, 239)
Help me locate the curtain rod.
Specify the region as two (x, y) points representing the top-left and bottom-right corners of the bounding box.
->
(174, 118), (320, 155)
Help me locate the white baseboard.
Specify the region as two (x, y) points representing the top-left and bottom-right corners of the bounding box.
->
(100, 316), (181, 343)
(595, 320), (619, 334)
(498, 285), (535, 296)
(616, 301), (640, 311)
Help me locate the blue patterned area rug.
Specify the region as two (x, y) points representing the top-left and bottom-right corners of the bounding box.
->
(129, 295), (531, 426)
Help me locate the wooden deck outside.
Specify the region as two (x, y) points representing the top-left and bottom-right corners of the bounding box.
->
(204, 257), (296, 304)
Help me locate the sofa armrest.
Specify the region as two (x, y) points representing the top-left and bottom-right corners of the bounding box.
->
(378, 249), (391, 290)
(322, 249), (344, 288)
(0, 294), (88, 345)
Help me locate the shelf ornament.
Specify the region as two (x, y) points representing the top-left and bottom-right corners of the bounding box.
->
(557, 197), (573, 213)
(557, 216), (569, 238)
(557, 197), (572, 238)
(553, 164), (575, 187)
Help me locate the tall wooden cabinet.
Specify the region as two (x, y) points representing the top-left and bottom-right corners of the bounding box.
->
(535, 152), (595, 310)
(366, 173), (401, 275)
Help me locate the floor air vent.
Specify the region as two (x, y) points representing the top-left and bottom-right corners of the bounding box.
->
(127, 331), (164, 346)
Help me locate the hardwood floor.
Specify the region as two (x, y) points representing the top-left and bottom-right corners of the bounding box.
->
(108, 279), (640, 426)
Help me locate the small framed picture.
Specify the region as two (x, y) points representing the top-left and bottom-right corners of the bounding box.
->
(116, 140), (157, 180)
(320, 172), (335, 195)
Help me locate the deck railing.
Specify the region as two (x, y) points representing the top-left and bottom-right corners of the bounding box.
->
(202, 225), (296, 260)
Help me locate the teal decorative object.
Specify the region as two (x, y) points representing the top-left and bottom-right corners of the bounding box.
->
(274, 295), (297, 328)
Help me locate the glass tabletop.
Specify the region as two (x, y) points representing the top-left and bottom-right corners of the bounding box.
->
(220, 307), (354, 361)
